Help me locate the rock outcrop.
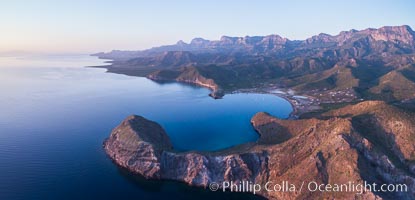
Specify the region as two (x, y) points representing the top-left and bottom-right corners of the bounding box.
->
(104, 101), (415, 199)
(104, 115), (173, 179)
(147, 66), (224, 98)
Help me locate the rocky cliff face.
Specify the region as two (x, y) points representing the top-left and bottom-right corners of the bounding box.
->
(104, 101), (415, 199)
(104, 115), (173, 179)
(369, 25), (414, 45)
(305, 25), (414, 47)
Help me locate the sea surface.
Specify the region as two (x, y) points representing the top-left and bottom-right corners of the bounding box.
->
(0, 55), (292, 199)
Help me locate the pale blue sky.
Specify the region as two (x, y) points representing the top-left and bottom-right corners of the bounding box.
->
(1, 0), (414, 54)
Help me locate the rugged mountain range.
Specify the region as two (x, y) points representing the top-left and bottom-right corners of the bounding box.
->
(101, 26), (415, 199)
(94, 25), (415, 101)
(95, 25), (414, 60)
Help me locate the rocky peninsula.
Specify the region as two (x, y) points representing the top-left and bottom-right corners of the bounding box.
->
(104, 101), (415, 199)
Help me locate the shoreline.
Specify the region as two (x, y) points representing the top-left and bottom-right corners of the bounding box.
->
(89, 56), (321, 119)
(147, 75), (320, 119)
(230, 87), (321, 119)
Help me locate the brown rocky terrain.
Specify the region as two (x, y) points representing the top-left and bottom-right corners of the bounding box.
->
(104, 101), (415, 199)
(104, 115), (173, 179)
(93, 25), (415, 104)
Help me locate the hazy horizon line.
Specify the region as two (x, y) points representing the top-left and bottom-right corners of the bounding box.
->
(2, 24), (413, 56)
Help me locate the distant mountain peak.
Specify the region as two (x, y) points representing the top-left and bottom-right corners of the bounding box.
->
(368, 25), (414, 44)
(219, 35), (237, 42)
(176, 40), (187, 46)
(190, 38), (210, 46)
(262, 34), (287, 42)
(378, 25), (413, 32)
(302, 25), (415, 46)
(306, 33), (336, 44)
(96, 25), (415, 61)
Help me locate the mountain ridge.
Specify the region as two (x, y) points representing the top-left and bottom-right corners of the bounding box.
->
(92, 25), (415, 112)
(94, 25), (414, 60)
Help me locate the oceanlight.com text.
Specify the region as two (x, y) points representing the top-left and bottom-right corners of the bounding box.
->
(208, 180), (408, 195)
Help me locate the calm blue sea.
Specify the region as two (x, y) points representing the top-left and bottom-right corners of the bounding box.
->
(0, 55), (292, 200)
